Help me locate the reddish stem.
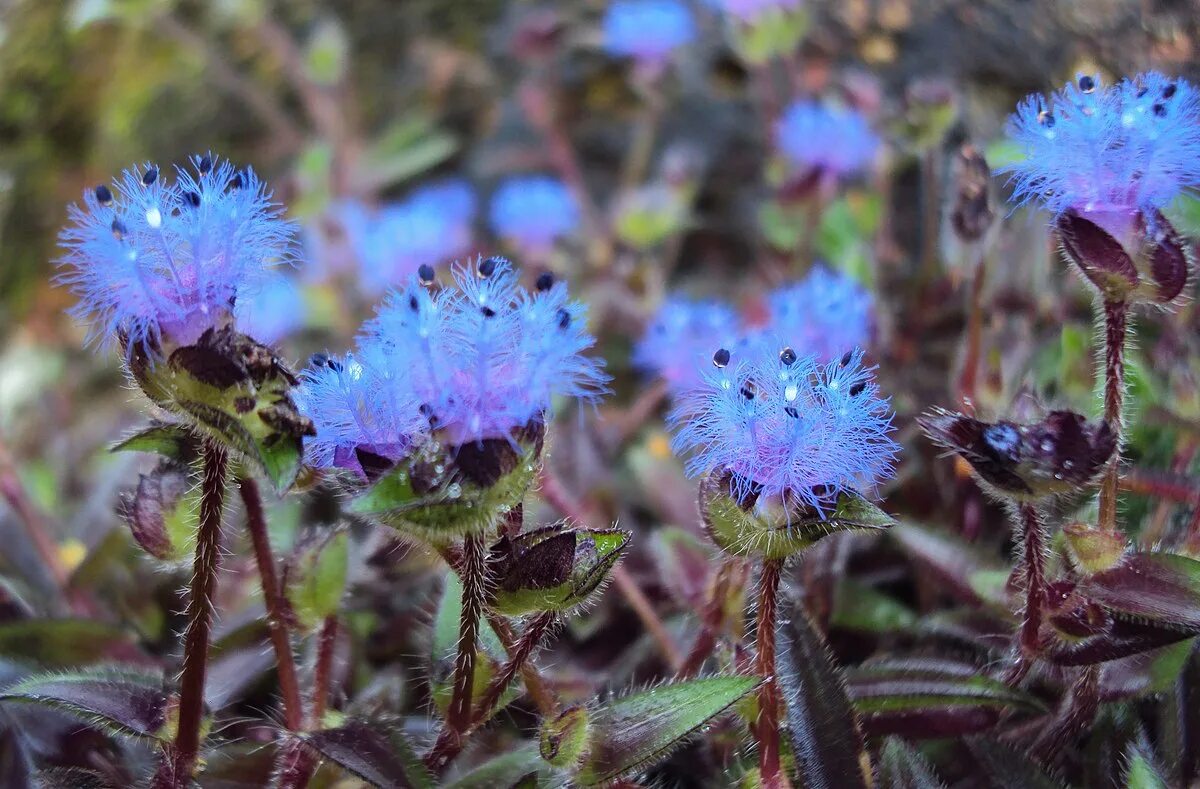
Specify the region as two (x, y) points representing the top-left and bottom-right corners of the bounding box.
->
(445, 532), (487, 742)
(1017, 503), (1046, 658)
(311, 616), (339, 725)
(1098, 299), (1128, 533)
(153, 440), (228, 788)
(486, 612), (559, 717)
(754, 559), (788, 788)
(240, 477), (304, 733)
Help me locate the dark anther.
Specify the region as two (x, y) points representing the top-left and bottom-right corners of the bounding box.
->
(779, 347), (797, 366)
(849, 382), (866, 397)
(556, 308), (571, 329)
(1153, 103), (1167, 118)
(142, 167), (159, 186)
(785, 406), (800, 419)
(229, 172), (244, 190)
(419, 403), (439, 426)
(840, 351), (853, 367)
(481, 306), (497, 318)
(409, 293), (420, 312)
(418, 263), (436, 285)
(1078, 75), (1095, 93)
(198, 155), (213, 175)
(740, 384), (756, 400)
(308, 352), (338, 371)
(95, 185), (113, 206)
(1163, 82), (1177, 99)
(536, 272), (555, 292)
(479, 256), (501, 278)
(1037, 110), (1055, 128)
(713, 348), (731, 368)
(111, 219), (127, 240)
(184, 191), (201, 208)
(1137, 86), (1149, 99)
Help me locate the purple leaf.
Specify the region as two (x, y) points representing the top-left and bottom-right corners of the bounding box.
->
(0, 668), (167, 741)
(300, 721), (433, 789)
(1056, 210), (1139, 296)
(1079, 552), (1200, 631)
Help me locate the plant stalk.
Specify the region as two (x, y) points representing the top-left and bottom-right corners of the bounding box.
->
(486, 611), (559, 717)
(754, 559), (788, 789)
(447, 531), (488, 739)
(1016, 503), (1046, 658)
(1098, 299), (1128, 533)
(153, 439), (229, 788)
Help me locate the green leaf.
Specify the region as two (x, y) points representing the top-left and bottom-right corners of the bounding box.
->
(444, 744), (550, 788)
(1124, 739), (1168, 789)
(300, 721), (434, 789)
(0, 620), (136, 666)
(776, 613), (868, 789)
(305, 16), (348, 85)
(355, 117), (459, 193)
(0, 667), (167, 741)
(110, 422), (195, 461)
(830, 579), (917, 633)
(286, 531), (349, 630)
(573, 675), (759, 786)
(877, 738), (945, 789)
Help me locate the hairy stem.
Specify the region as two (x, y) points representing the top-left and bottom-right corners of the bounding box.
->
(486, 611), (559, 717)
(755, 559), (787, 789)
(1098, 299), (1128, 533)
(154, 440), (228, 788)
(276, 618), (339, 789)
(240, 477), (304, 733)
(427, 611), (557, 771)
(1033, 664), (1101, 763)
(1016, 503), (1047, 658)
(447, 532), (488, 741)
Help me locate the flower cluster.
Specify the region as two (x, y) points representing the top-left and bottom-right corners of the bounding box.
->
(489, 176), (580, 252)
(58, 155), (295, 352)
(776, 101), (879, 180)
(636, 266), (873, 393)
(297, 257), (608, 475)
(603, 0), (695, 64)
(669, 345), (898, 512)
(1002, 73), (1200, 217)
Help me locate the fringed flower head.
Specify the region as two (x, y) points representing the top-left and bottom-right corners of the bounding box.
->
(490, 176), (579, 253)
(634, 297), (741, 393)
(776, 101), (879, 182)
(58, 154), (296, 353)
(669, 344), (898, 513)
(603, 0), (695, 64)
(296, 257), (609, 476)
(1003, 74), (1198, 305)
(766, 265), (873, 363)
(1002, 73), (1200, 217)
(360, 179), (477, 293)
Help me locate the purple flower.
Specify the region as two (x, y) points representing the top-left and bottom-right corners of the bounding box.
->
(634, 297), (741, 393)
(776, 101), (879, 180)
(1002, 73), (1200, 217)
(58, 155), (296, 352)
(669, 344), (898, 513)
(232, 274), (307, 345)
(765, 265), (873, 363)
(297, 258), (608, 472)
(603, 0), (695, 64)
(489, 176), (579, 252)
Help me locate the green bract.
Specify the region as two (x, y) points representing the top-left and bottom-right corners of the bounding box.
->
(488, 523), (631, 615)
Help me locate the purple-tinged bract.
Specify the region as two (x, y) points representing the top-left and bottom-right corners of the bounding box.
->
(669, 345), (898, 513)
(603, 0), (695, 64)
(776, 101), (879, 178)
(490, 176), (579, 251)
(766, 265), (873, 362)
(57, 155), (295, 352)
(634, 297), (741, 393)
(1002, 73), (1200, 217)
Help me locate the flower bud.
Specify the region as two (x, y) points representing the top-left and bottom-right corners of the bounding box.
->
(1056, 208), (1192, 305)
(488, 523), (631, 615)
(699, 470), (895, 560)
(116, 460), (197, 562)
(919, 408), (1116, 501)
(539, 705), (591, 768)
(950, 144), (995, 243)
(1063, 521), (1128, 573)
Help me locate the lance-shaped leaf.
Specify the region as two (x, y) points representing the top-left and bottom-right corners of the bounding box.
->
(0, 667), (168, 741)
(1046, 619), (1192, 667)
(444, 744), (552, 788)
(569, 675), (759, 786)
(965, 738), (1064, 789)
(488, 523), (630, 615)
(110, 421), (198, 463)
(1078, 552), (1200, 632)
(845, 659), (1044, 738)
(1124, 737), (1169, 789)
(0, 620), (136, 667)
(877, 738), (945, 789)
(285, 530), (350, 630)
(350, 424), (542, 544)
(299, 721), (433, 789)
(702, 473), (895, 560)
(34, 768), (110, 789)
(776, 611), (869, 789)
(1100, 639), (1196, 701)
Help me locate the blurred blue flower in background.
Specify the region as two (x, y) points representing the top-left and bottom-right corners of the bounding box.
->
(765, 265), (873, 363)
(58, 155), (295, 352)
(669, 345), (897, 512)
(1002, 72), (1200, 218)
(489, 176), (580, 253)
(776, 101), (879, 181)
(634, 296), (740, 393)
(233, 274), (307, 346)
(603, 0), (696, 64)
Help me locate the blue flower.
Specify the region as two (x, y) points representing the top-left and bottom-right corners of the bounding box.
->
(776, 101), (878, 179)
(1001, 73), (1200, 217)
(604, 0), (695, 64)
(489, 176), (580, 251)
(233, 274), (307, 345)
(634, 297), (741, 393)
(360, 179), (477, 293)
(669, 345), (898, 512)
(297, 258), (608, 471)
(58, 155), (296, 352)
(765, 265), (873, 363)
